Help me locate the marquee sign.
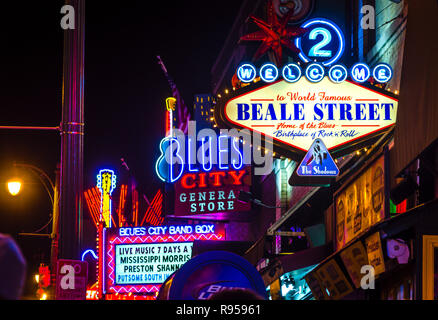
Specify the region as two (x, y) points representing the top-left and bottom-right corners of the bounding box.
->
(103, 224), (226, 294)
(214, 77), (398, 160)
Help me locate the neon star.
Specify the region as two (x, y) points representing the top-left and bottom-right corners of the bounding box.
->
(240, 0), (308, 64)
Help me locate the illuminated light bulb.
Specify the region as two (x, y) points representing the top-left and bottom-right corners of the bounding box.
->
(335, 159), (338, 163)
(7, 180), (21, 196)
(394, 90), (399, 95)
(364, 148), (368, 152)
(40, 293), (47, 300)
(210, 117), (214, 121)
(356, 151), (361, 155)
(35, 274), (40, 284)
(217, 94), (222, 98)
(225, 89), (229, 94)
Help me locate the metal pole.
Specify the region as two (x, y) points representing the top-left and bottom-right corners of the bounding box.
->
(59, 0), (85, 259)
(0, 126), (59, 131)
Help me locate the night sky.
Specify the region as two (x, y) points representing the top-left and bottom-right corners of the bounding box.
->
(0, 1), (242, 297)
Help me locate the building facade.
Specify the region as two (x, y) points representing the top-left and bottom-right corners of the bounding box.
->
(208, 0), (438, 300)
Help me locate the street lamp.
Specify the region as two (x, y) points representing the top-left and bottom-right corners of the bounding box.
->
(7, 162), (60, 299)
(9, 163), (57, 209)
(7, 180), (22, 196)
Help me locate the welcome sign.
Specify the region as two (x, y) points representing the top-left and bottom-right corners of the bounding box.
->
(215, 77), (398, 159)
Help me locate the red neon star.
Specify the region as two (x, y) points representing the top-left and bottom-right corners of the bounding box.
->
(240, 1), (308, 64)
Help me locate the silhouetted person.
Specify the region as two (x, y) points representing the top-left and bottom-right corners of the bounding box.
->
(0, 234), (26, 300)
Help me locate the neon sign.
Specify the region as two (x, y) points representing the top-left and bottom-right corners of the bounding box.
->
(260, 63), (279, 83)
(295, 18), (345, 66)
(236, 17), (391, 85)
(118, 224), (217, 237)
(305, 63), (325, 83)
(173, 166), (251, 216)
(103, 224), (225, 294)
(351, 63), (371, 83)
(81, 249), (98, 261)
(296, 139), (339, 177)
(282, 63), (302, 83)
(155, 135), (245, 183)
(165, 97), (176, 136)
(237, 62), (392, 84)
(237, 63), (257, 83)
(214, 76), (398, 160)
(97, 169), (117, 227)
(155, 137), (185, 183)
(328, 64), (348, 84)
(372, 63), (393, 83)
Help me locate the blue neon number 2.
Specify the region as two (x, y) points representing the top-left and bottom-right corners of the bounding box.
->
(308, 27), (332, 58)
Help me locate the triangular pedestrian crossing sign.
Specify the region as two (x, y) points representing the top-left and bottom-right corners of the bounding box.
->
(297, 139), (339, 177)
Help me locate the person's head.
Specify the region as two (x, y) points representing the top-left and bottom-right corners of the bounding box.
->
(0, 234), (27, 300)
(207, 288), (265, 300)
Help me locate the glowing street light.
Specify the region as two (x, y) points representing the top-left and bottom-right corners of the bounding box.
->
(7, 180), (21, 196)
(7, 162), (60, 300)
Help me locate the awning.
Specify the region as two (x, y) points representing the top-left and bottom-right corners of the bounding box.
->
(252, 244), (332, 288)
(303, 198), (438, 300)
(279, 244), (332, 274)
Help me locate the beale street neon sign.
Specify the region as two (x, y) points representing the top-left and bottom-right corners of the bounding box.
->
(215, 77), (398, 159)
(216, 16), (398, 163)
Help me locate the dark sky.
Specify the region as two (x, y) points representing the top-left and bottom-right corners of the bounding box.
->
(0, 1), (242, 296)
